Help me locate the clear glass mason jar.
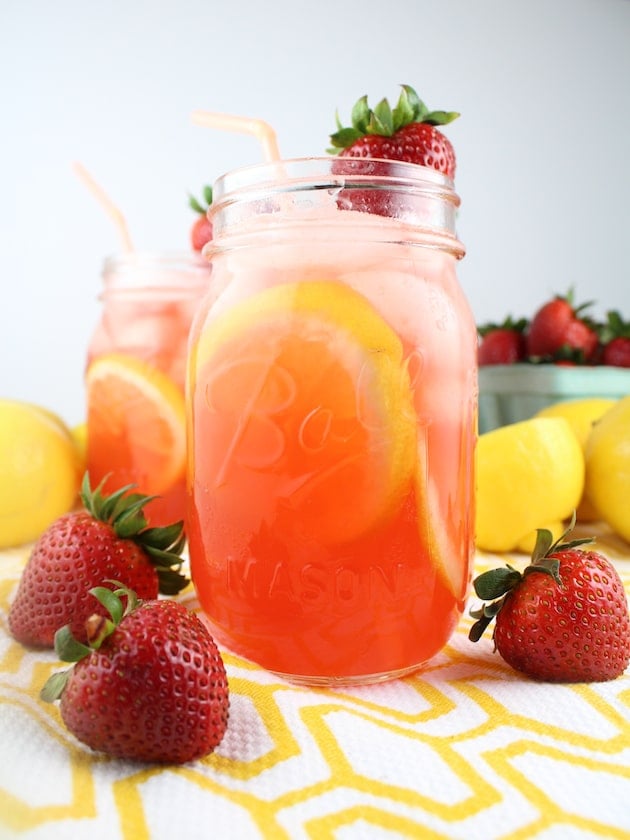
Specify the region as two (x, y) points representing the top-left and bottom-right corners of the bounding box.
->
(187, 157), (477, 686)
(86, 252), (211, 526)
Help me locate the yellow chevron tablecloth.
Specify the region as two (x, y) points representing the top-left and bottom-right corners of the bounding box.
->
(1, 525), (629, 840)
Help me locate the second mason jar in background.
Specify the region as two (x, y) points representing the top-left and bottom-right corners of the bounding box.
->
(187, 157), (478, 686)
(86, 252), (211, 527)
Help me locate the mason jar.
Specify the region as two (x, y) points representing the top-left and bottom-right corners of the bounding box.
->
(86, 252), (211, 527)
(187, 157), (477, 685)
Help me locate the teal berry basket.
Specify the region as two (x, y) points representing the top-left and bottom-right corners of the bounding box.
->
(478, 364), (630, 434)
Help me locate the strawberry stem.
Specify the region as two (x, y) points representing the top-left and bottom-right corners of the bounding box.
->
(40, 582), (141, 703)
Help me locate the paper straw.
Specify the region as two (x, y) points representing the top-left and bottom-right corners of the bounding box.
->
(72, 161), (134, 252)
(191, 110), (281, 162)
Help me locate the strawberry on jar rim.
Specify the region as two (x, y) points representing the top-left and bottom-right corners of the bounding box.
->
(469, 515), (630, 683)
(329, 84), (459, 178)
(189, 185), (213, 252)
(41, 583), (229, 764)
(8, 474), (188, 648)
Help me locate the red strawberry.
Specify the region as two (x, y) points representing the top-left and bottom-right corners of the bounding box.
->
(189, 185), (213, 252)
(601, 310), (630, 367)
(478, 317), (528, 365)
(8, 474), (188, 648)
(329, 84), (459, 177)
(469, 517), (630, 682)
(525, 289), (599, 363)
(41, 584), (229, 763)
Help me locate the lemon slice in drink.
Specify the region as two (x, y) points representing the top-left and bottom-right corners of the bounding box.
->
(86, 354), (186, 496)
(191, 280), (417, 544)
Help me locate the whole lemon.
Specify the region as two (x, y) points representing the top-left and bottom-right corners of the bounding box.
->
(536, 397), (617, 520)
(476, 416), (584, 553)
(584, 395), (630, 542)
(0, 400), (82, 548)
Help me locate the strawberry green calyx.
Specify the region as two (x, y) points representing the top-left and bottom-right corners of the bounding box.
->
(40, 582), (137, 702)
(80, 473), (188, 595)
(468, 513), (593, 642)
(329, 84), (460, 152)
(189, 185), (213, 216)
(601, 309), (630, 342)
(477, 316), (529, 339)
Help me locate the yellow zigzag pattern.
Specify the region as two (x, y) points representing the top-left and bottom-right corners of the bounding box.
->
(1, 530), (629, 840)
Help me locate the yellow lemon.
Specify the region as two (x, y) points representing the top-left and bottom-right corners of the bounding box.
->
(536, 397), (617, 520)
(475, 417), (585, 553)
(0, 400), (82, 547)
(584, 395), (630, 542)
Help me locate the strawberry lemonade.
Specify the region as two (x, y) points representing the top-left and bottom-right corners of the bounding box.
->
(187, 158), (477, 684)
(86, 253), (211, 526)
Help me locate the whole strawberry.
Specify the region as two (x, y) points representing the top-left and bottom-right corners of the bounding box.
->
(469, 518), (630, 682)
(189, 185), (213, 252)
(478, 317), (528, 365)
(41, 584), (229, 763)
(525, 289), (599, 363)
(329, 84), (459, 177)
(8, 474), (188, 648)
(601, 310), (630, 367)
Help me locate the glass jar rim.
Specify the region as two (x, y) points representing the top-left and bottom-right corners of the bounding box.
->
(206, 156), (464, 258)
(211, 156), (459, 207)
(101, 251), (211, 296)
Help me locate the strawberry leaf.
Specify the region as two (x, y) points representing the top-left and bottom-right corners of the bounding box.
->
(329, 127), (363, 149)
(473, 566), (522, 600)
(423, 110), (461, 126)
(54, 625), (91, 662)
(189, 194), (206, 214)
(469, 598), (507, 642)
(350, 95), (370, 133)
(368, 98), (394, 136)
(40, 669), (72, 703)
(141, 522), (185, 552)
(90, 585), (125, 624)
(393, 87), (416, 130)
(399, 85), (426, 121)
(156, 568), (191, 595)
(189, 186), (213, 215)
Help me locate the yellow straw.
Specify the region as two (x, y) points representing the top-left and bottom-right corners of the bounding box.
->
(190, 110), (281, 162)
(72, 161), (134, 252)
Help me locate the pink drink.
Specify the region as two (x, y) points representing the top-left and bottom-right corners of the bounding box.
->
(187, 158), (477, 685)
(86, 253), (210, 525)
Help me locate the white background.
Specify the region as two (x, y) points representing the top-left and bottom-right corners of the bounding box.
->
(2, 0), (629, 426)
